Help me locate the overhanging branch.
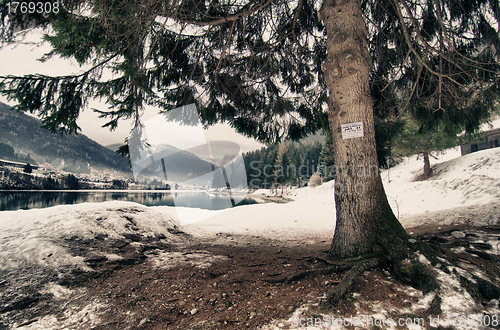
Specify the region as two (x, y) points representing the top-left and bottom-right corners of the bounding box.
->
(167, 0), (273, 26)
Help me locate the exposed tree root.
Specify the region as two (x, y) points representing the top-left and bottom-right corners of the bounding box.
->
(475, 276), (500, 300)
(465, 248), (495, 261)
(262, 263), (353, 284)
(306, 256), (342, 266)
(323, 258), (381, 306)
(458, 274), (483, 303)
(376, 235), (441, 294)
(425, 292), (442, 314)
(264, 239), (442, 306)
(457, 271), (500, 302)
(264, 231), (500, 313)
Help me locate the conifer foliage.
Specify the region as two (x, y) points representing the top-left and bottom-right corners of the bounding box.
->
(244, 139), (324, 189)
(1, 0), (498, 149)
(1, 0), (328, 138)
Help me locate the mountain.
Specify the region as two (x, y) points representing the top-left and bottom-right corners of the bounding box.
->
(130, 140), (251, 187)
(132, 144), (228, 186)
(105, 143), (123, 152)
(0, 102), (132, 176)
(0, 102), (227, 184)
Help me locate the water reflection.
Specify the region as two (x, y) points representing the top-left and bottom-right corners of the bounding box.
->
(0, 191), (257, 211)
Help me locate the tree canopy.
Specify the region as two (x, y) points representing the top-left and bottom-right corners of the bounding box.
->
(1, 0), (327, 141)
(1, 0), (499, 144)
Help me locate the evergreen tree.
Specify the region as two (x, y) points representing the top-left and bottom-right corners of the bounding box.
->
(279, 149), (292, 193)
(318, 133), (334, 180)
(304, 141), (322, 176)
(23, 163), (32, 174)
(42, 176), (57, 190)
(2, 0), (500, 305)
(392, 46), (499, 178)
(318, 146), (327, 179)
(65, 174), (79, 190)
(292, 147), (305, 187)
(393, 113), (459, 179)
(265, 148), (280, 193)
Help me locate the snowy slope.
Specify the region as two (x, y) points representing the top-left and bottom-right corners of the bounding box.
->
(176, 146), (500, 240)
(383, 147), (500, 216)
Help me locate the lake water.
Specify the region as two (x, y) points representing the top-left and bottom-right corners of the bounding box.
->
(0, 190), (258, 211)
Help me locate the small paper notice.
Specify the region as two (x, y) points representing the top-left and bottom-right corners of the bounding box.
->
(341, 121), (364, 139)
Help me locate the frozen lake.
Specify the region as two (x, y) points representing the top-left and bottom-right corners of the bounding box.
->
(0, 190), (257, 211)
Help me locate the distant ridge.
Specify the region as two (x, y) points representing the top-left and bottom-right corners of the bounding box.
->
(105, 143), (124, 152)
(134, 144), (220, 185)
(0, 102), (132, 176)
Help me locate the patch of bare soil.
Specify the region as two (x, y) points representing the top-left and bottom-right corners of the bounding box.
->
(81, 234), (336, 330)
(2, 224), (500, 330)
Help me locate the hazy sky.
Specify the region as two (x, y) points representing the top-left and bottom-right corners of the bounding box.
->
(0, 31), (265, 153)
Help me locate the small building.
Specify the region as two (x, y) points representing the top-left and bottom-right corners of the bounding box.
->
(460, 128), (500, 156)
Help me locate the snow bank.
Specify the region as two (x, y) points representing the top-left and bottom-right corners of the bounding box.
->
(0, 201), (185, 329)
(0, 201), (181, 271)
(173, 181), (337, 240)
(384, 147), (500, 216)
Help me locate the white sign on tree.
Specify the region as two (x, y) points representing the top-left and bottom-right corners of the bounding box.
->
(341, 122), (364, 140)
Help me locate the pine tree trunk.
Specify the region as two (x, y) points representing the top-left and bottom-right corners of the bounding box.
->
(423, 150), (432, 178)
(320, 0), (409, 258)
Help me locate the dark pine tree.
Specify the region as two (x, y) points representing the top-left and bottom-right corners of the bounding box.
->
(393, 113), (460, 179)
(23, 163), (32, 174)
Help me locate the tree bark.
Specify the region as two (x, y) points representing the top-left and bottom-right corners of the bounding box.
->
(320, 0), (409, 258)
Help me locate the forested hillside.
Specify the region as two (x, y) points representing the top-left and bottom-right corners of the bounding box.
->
(0, 102), (132, 175)
(243, 137), (334, 189)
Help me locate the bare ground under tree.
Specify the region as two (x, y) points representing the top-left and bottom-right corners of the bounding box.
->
(2, 213), (500, 330)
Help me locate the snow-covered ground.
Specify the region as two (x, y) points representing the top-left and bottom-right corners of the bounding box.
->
(1, 140), (500, 329)
(384, 147), (500, 213)
(158, 146), (500, 242)
(0, 202), (182, 272)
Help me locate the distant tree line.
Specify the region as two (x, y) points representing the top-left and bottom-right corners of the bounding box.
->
(0, 168), (131, 190)
(0, 168), (81, 190)
(0, 142), (36, 165)
(243, 137), (335, 189)
(243, 112), (471, 187)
